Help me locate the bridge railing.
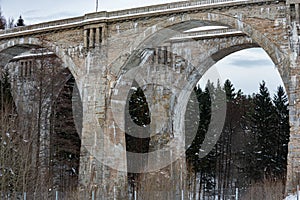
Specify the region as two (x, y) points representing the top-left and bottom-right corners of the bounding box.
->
(108, 0), (242, 17)
(0, 0), (273, 37)
(85, 0), (274, 19)
(106, 0), (271, 17)
(0, 16), (84, 36)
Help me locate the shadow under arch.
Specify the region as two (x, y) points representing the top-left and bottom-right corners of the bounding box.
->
(0, 41), (83, 195)
(109, 12), (291, 175)
(118, 13), (290, 88)
(0, 38), (81, 97)
(125, 80), (151, 194)
(185, 46), (290, 197)
(173, 42), (289, 160)
(49, 67), (82, 192)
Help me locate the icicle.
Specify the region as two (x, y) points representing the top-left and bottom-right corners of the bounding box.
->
(116, 25), (120, 34)
(134, 22), (138, 32)
(114, 186), (116, 200)
(140, 48), (154, 65)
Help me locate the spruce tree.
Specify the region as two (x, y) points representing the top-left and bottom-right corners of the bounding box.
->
(186, 83), (217, 194)
(273, 86), (290, 177)
(126, 85), (151, 153)
(125, 85), (151, 189)
(186, 86), (209, 168)
(246, 81), (278, 181)
(199, 83), (218, 193)
(0, 69), (13, 108)
(224, 79), (236, 101)
(186, 86), (202, 167)
(0, 9), (6, 29)
(216, 79), (236, 197)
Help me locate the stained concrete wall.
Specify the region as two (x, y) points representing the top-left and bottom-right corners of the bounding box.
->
(0, 0), (299, 197)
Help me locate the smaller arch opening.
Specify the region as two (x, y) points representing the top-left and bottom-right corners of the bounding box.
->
(128, 86), (151, 127)
(0, 69), (20, 194)
(1, 44), (82, 197)
(125, 82), (151, 196)
(50, 74), (82, 192)
(186, 47), (289, 198)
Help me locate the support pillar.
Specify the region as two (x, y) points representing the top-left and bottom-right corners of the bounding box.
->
(79, 43), (127, 199)
(84, 29), (89, 48)
(287, 83), (300, 194)
(89, 28), (95, 48)
(95, 28), (101, 47)
(296, 4), (300, 23)
(132, 63), (187, 200)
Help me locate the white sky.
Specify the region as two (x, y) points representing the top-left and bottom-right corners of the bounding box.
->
(0, 0), (284, 95)
(199, 48), (284, 96)
(0, 0), (185, 24)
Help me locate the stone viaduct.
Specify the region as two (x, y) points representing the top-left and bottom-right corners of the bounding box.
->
(0, 0), (299, 198)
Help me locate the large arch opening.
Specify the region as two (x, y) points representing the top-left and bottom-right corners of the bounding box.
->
(50, 72), (82, 193)
(0, 68), (19, 196)
(185, 47), (289, 199)
(111, 16), (290, 199)
(125, 81), (151, 196)
(0, 43), (82, 197)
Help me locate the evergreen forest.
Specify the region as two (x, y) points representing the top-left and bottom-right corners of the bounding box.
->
(185, 80), (289, 199)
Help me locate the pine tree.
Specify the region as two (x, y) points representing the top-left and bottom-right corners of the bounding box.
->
(0, 69), (19, 194)
(273, 86), (290, 177)
(0, 69), (13, 108)
(16, 15), (25, 27)
(125, 85), (151, 190)
(185, 80), (290, 195)
(224, 79), (236, 101)
(0, 9), (6, 30)
(126, 85), (150, 152)
(197, 84), (217, 194)
(186, 86), (207, 168)
(215, 79), (236, 198)
(185, 86), (201, 165)
(246, 81), (278, 181)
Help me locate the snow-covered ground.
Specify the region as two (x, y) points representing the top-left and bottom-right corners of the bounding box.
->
(285, 194), (297, 200)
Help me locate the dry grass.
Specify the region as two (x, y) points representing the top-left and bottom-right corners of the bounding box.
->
(241, 179), (285, 200)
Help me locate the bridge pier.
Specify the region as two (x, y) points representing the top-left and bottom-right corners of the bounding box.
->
(2, 0), (300, 197)
(137, 84), (186, 199)
(286, 61), (300, 194)
(6, 55), (82, 196)
(78, 46), (128, 199)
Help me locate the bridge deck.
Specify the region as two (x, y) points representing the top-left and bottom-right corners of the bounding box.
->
(0, 0), (278, 39)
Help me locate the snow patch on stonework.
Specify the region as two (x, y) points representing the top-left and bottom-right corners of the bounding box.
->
(285, 194), (297, 200)
(184, 26), (228, 33)
(170, 31), (243, 40)
(13, 51), (54, 59)
(168, 16), (175, 22)
(152, 25), (157, 33)
(19, 38), (24, 44)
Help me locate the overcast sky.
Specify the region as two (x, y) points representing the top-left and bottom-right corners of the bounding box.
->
(1, 0), (185, 24)
(0, 0), (284, 95)
(200, 48), (283, 96)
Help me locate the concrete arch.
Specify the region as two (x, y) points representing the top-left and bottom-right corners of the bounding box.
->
(0, 38), (84, 128)
(108, 13), (291, 142)
(108, 11), (291, 174)
(0, 39), (83, 192)
(0, 37), (81, 94)
(115, 12), (290, 90)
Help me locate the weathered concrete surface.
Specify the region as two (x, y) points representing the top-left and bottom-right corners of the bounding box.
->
(0, 0), (300, 197)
